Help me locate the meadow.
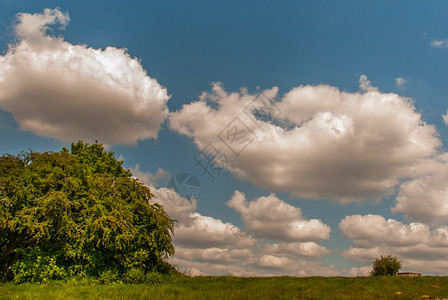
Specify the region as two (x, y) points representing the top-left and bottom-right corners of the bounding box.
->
(1, 275), (448, 300)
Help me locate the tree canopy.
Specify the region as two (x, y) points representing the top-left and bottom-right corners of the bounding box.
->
(0, 141), (175, 283)
(370, 255), (402, 277)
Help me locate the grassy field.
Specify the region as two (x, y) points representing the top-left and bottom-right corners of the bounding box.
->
(1, 275), (448, 300)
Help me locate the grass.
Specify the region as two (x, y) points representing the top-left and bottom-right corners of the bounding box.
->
(1, 275), (448, 299)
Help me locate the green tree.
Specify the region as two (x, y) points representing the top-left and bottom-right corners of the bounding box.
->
(0, 141), (175, 283)
(370, 255), (401, 276)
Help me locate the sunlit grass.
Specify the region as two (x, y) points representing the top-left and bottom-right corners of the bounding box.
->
(1, 275), (448, 299)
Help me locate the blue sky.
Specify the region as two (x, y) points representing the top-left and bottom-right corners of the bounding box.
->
(1, 1), (448, 276)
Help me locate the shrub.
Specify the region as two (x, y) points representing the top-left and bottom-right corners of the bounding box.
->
(99, 269), (121, 284)
(370, 255), (401, 276)
(10, 248), (66, 283)
(0, 141), (175, 283)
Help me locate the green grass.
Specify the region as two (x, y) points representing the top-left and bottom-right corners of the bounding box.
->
(1, 276), (448, 300)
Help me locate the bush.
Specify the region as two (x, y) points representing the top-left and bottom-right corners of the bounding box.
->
(99, 269), (121, 284)
(145, 271), (162, 284)
(122, 268), (162, 284)
(124, 268), (146, 284)
(370, 255), (401, 276)
(10, 248), (66, 283)
(0, 141), (175, 283)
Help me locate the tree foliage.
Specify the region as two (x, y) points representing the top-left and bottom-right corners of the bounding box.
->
(0, 141), (175, 283)
(370, 255), (401, 276)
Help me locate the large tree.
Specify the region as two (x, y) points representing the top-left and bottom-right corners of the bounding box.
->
(0, 141), (175, 283)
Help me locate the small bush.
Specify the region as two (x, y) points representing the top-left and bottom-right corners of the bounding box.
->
(370, 255), (401, 276)
(124, 268), (146, 284)
(122, 268), (162, 284)
(145, 271), (162, 284)
(99, 269), (121, 284)
(10, 248), (66, 283)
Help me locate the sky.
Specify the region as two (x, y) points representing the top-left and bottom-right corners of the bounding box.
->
(1, 0), (448, 276)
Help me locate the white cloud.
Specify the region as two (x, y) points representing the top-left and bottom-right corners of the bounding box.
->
(152, 187), (198, 224)
(173, 212), (256, 249)
(341, 247), (382, 263)
(170, 253), (368, 277)
(0, 8), (169, 145)
(392, 154), (448, 226)
(395, 77), (407, 88)
(131, 164), (171, 188)
(131, 167), (341, 276)
(400, 259), (448, 275)
(342, 246), (448, 275)
(174, 247), (251, 264)
(131, 167), (252, 249)
(165, 190), (336, 275)
(359, 74), (378, 93)
(262, 242), (330, 260)
(340, 214), (448, 275)
(431, 39), (448, 49)
(227, 191), (330, 242)
(340, 214), (448, 248)
(170, 77), (440, 203)
(14, 8), (70, 46)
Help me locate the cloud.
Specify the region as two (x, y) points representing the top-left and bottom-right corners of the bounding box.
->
(131, 167), (342, 276)
(149, 189), (256, 249)
(169, 77), (440, 203)
(161, 189), (336, 275)
(0, 8), (169, 145)
(392, 154), (448, 226)
(14, 8), (70, 46)
(152, 187), (198, 224)
(340, 214), (448, 248)
(395, 77), (407, 88)
(340, 214), (448, 275)
(130, 167), (252, 248)
(443, 111), (448, 126)
(262, 242), (330, 260)
(173, 212), (256, 249)
(342, 246), (448, 275)
(138, 167), (448, 276)
(227, 191), (330, 242)
(174, 247), (251, 264)
(170, 253), (368, 277)
(431, 39), (448, 49)
(131, 164), (171, 188)
(359, 75), (379, 93)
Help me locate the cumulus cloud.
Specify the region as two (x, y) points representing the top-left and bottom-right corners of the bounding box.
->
(0, 8), (169, 145)
(131, 167), (340, 276)
(169, 77), (440, 203)
(174, 247), (251, 264)
(340, 214), (448, 275)
(173, 212), (256, 249)
(14, 8), (70, 45)
(261, 242), (330, 260)
(170, 253), (368, 277)
(140, 178), (256, 249)
(392, 154), (448, 226)
(227, 191), (330, 242)
(152, 187), (198, 223)
(162, 190), (335, 275)
(340, 214), (448, 248)
(342, 246), (448, 275)
(131, 164), (171, 188)
(431, 39), (448, 49)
